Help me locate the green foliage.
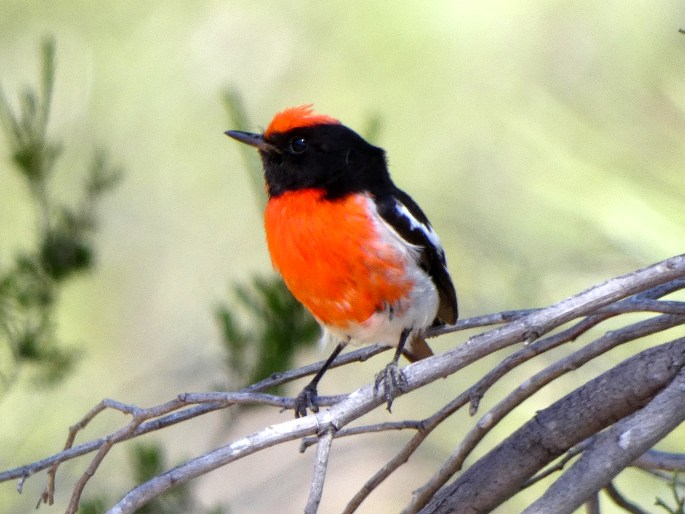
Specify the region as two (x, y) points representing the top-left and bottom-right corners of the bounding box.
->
(0, 40), (225, 514)
(78, 443), (228, 514)
(0, 38), (121, 392)
(0, 39), (60, 187)
(216, 274), (319, 391)
(656, 473), (685, 514)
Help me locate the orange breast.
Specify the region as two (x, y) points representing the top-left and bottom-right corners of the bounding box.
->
(264, 189), (413, 329)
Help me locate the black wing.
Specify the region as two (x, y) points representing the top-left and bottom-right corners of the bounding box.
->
(375, 189), (458, 325)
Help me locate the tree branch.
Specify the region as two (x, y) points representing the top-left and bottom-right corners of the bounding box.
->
(405, 314), (684, 512)
(419, 338), (685, 513)
(0, 254), (682, 513)
(633, 449), (685, 472)
(585, 494), (601, 514)
(305, 429), (334, 514)
(604, 482), (649, 514)
(524, 363), (685, 514)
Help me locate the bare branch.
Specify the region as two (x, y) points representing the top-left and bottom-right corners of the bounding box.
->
(633, 277), (685, 300)
(605, 299), (685, 315)
(525, 363), (685, 513)
(242, 345), (390, 392)
(0, 254), (682, 513)
(633, 449), (685, 472)
(640, 468), (685, 486)
(241, 308), (541, 393)
(305, 429), (334, 514)
(604, 482), (649, 514)
(107, 416), (322, 514)
(419, 338), (685, 514)
(523, 440), (592, 489)
(299, 420), (424, 453)
(426, 308), (539, 337)
(585, 494), (601, 514)
(467, 313), (614, 414)
(1, 391), (307, 485)
(407, 314), (685, 512)
(94, 256), (685, 511)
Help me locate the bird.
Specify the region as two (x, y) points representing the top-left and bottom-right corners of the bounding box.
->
(225, 105), (457, 417)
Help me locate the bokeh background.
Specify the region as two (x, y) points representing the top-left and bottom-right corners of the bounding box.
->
(1, 1), (684, 513)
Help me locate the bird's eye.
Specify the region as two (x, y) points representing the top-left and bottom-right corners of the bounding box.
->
(289, 137), (307, 154)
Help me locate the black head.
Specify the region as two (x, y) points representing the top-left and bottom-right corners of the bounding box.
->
(226, 108), (393, 199)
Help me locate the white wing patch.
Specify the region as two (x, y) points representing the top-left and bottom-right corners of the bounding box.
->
(394, 200), (443, 250)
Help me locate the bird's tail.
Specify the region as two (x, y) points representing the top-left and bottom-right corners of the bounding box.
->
(402, 333), (433, 362)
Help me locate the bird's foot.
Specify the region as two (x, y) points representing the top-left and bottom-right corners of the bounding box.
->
(294, 383), (320, 418)
(374, 361), (408, 412)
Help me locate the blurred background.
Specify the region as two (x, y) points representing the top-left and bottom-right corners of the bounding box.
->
(0, 1), (684, 513)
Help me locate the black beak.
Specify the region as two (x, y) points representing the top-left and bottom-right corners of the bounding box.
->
(224, 130), (277, 153)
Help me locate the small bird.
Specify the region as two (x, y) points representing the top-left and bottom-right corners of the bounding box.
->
(226, 105), (457, 417)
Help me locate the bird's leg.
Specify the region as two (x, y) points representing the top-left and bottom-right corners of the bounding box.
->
(375, 328), (411, 412)
(295, 341), (346, 418)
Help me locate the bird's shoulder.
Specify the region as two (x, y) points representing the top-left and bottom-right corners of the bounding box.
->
(373, 188), (442, 254)
(373, 188), (458, 325)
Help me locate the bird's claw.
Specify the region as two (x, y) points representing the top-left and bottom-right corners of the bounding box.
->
(374, 361), (408, 412)
(295, 383), (320, 418)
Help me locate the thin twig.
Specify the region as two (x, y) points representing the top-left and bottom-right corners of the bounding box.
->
(425, 309), (539, 338)
(40, 399), (145, 506)
(639, 468), (685, 486)
(604, 482), (649, 514)
(305, 429), (335, 514)
(585, 493), (601, 514)
(633, 449), (685, 472)
(242, 345), (390, 392)
(467, 313), (614, 414)
(597, 299), (685, 316)
(299, 420), (425, 453)
(2, 391), (307, 486)
(342, 391), (470, 514)
(634, 277), (685, 298)
(522, 439), (593, 489)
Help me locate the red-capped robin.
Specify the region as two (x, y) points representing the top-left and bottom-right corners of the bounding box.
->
(226, 105), (457, 417)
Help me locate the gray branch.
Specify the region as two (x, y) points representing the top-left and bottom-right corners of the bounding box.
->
(419, 338), (685, 513)
(0, 254), (682, 513)
(524, 363), (685, 514)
